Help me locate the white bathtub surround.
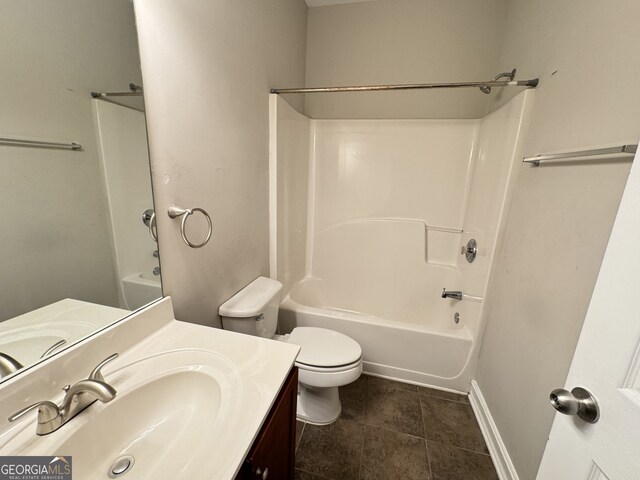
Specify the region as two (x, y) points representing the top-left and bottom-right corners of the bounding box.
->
(269, 95), (311, 293)
(93, 100), (160, 310)
(271, 91), (532, 392)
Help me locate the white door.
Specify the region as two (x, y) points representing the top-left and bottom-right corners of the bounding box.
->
(537, 149), (640, 479)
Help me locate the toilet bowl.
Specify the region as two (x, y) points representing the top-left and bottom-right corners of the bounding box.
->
(219, 276), (362, 425)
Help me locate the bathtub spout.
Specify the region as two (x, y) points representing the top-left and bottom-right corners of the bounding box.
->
(441, 289), (463, 301)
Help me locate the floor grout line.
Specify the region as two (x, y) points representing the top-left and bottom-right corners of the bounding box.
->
(426, 439), (492, 456)
(356, 380), (369, 480)
(295, 467), (337, 480)
(296, 421), (306, 452)
(418, 392), (471, 406)
(356, 424), (366, 480)
(418, 387), (433, 480)
(425, 440), (433, 480)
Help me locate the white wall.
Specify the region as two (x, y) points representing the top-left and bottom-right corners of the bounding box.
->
(134, 0), (308, 327)
(0, 0), (143, 321)
(475, 1), (640, 478)
(304, 0), (507, 119)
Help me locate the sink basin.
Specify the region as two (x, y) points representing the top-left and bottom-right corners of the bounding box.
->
(4, 349), (243, 479)
(57, 371), (221, 478)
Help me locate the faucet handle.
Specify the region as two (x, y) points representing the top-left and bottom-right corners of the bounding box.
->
(40, 339), (67, 359)
(88, 353), (119, 382)
(9, 401), (59, 424)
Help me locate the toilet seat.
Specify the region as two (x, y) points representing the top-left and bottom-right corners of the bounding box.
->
(288, 327), (362, 369)
(285, 327), (363, 390)
(296, 361), (362, 389)
(294, 359), (361, 373)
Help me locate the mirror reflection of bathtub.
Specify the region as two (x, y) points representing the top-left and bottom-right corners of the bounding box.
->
(93, 99), (162, 311)
(121, 272), (162, 310)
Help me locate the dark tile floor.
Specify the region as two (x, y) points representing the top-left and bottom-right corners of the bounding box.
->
(295, 375), (498, 480)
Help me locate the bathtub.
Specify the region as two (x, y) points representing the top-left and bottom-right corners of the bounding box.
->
(121, 272), (162, 310)
(278, 278), (477, 393)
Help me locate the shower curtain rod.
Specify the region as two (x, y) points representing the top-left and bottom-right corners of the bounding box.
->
(91, 83), (143, 99)
(271, 70), (539, 95)
(90, 83), (144, 112)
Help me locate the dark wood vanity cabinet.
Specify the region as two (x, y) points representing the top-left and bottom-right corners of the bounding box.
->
(235, 367), (298, 480)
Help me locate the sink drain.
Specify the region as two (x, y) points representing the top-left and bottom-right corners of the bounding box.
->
(108, 455), (135, 478)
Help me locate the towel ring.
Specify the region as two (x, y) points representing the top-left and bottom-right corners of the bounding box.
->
(167, 205), (212, 248)
(141, 209), (158, 242)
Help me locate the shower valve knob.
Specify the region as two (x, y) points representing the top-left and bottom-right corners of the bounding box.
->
(461, 239), (478, 263)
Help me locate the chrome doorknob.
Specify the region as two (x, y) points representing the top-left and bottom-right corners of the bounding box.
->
(549, 387), (599, 423)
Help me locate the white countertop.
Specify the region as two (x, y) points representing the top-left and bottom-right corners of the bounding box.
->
(0, 297), (300, 479)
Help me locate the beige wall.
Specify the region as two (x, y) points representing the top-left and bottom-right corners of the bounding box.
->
(304, 0), (507, 119)
(476, 0), (640, 478)
(134, 0), (308, 327)
(0, 0), (143, 320)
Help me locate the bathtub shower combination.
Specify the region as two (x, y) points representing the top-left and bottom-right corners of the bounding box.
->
(269, 91), (532, 393)
(93, 100), (161, 310)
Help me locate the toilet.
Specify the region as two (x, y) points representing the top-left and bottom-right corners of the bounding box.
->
(219, 276), (362, 425)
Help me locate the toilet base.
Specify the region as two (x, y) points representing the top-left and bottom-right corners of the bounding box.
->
(296, 383), (341, 425)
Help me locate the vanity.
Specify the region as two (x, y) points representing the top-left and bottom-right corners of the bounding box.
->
(0, 298), (300, 479)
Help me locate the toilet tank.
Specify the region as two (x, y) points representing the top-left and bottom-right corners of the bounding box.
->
(218, 276), (283, 338)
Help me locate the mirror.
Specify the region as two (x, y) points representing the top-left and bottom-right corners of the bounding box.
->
(0, 0), (160, 382)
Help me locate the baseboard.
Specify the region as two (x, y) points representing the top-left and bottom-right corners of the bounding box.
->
(469, 380), (519, 480)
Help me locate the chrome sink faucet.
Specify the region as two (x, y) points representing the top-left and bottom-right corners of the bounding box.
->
(441, 288), (463, 300)
(0, 340), (68, 379)
(8, 353), (119, 435)
(0, 353), (24, 378)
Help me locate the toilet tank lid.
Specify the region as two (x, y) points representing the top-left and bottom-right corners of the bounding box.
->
(218, 276), (283, 317)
